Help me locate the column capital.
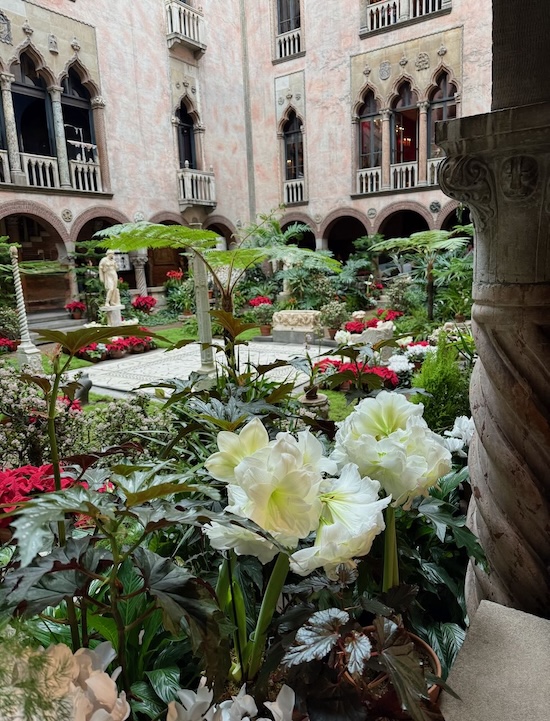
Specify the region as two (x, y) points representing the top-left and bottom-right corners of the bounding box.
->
(130, 256), (148, 269)
(417, 100), (430, 113)
(381, 108), (392, 120)
(47, 85), (63, 101)
(0, 73), (14, 91)
(91, 96), (106, 109)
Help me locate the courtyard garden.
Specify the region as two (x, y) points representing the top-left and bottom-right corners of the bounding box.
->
(0, 217), (481, 721)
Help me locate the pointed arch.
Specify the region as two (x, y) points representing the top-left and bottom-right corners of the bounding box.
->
(425, 63), (460, 100)
(174, 93), (201, 126)
(386, 74), (421, 107)
(8, 41), (56, 87)
(277, 103), (304, 135)
(59, 57), (100, 97)
(352, 83), (383, 120)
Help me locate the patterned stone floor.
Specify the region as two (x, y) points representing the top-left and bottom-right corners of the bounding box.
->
(68, 339), (334, 396)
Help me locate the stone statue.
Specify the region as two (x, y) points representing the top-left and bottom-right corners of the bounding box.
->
(98, 249), (121, 306)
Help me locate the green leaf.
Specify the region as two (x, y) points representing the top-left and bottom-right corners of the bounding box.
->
(283, 609), (349, 667)
(87, 614), (119, 649)
(423, 623), (465, 679)
(210, 310), (257, 338)
(144, 667), (181, 704)
(33, 325), (162, 356)
(130, 680), (166, 719)
(416, 498), (463, 543)
(381, 642), (432, 721)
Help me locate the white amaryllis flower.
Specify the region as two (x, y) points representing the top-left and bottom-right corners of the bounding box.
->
(331, 392), (452, 508)
(167, 677), (214, 721)
(203, 521), (278, 564)
(334, 329), (352, 345)
(205, 418), (270, 483)
(441, 415), (475, 457)
(290, 464), (390, 579)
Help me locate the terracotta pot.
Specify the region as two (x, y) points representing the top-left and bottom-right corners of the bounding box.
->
(260, 324), (272, 336)
(327, 328), (338, 340)
(340, 380), (351, 392)
(109, 349), (126, 359)
(131, 343), (145, 353)
(71, 310), (83, 320)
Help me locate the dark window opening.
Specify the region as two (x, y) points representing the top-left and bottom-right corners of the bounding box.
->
(359, 90), (382, 169)
(283, 111), (303, 180)
(176, 104), (196, 169)
(278, 0), (300, 34)
(391, 82), (418, 164)
(62, 69), (96, 162)
(429, 72), (457, 158)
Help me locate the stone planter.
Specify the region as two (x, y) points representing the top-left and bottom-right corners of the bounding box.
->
(260, 324), (272, 336)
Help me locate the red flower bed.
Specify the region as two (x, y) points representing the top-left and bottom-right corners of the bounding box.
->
(365, 317), (380, 328)
(0, 465), (82, 528)
(344, 320), (365, 334)
(376, 308), (404, 322)
(249, 296), (272, 307)
(0, 337), (18, 353)
(132, 295), (157, 312)
(313, 358), (398, 389)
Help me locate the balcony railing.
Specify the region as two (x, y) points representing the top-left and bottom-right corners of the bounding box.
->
(21, 153), (60, 189)
(427, 157), (443, 185)
(166, 0), (206, 56)
(178, 162), (216, 209)
(70, 160), (102, 192)
(276, 28), (302, 60)
(362, 0), (449, 33)
(391, 161), (418, 190)
(356, 167), (381, 194)
(0, 150), (9, 183)
(283, 178), (306, 204)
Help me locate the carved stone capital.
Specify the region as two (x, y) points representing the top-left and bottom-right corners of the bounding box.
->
(91, 96), (106, 109)
(417, 100), (430, 113)
(47, 85), (63, 102)
(272, 309), (321, 331)
(0, 72), (14, 91)
(381, 108), (391, 121)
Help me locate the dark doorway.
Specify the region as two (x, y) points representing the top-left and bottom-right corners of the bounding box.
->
(326, 217), (368, 262)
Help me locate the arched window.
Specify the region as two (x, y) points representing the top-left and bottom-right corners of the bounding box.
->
(277, 0), (300, 35)
(62, 68), (96, 162)
(175, 103), (196, 168)
(429, 71), (457, 158)
(283, 111), (303, 180)
(11, 52), (54, 157)
(358, 90), (382, 169)
(391, 81), (418, 164)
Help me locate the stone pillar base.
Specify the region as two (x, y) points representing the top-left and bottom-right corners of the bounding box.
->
(100, 304), (124, 327)
(16, 341), (42, 371)
(11, 170), (27, 185)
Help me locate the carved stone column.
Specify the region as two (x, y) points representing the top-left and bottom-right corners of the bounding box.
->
(399, 0), (410, 22)
(91, 96), (110, 192)
(48, 85), (71, 189)
(130, 253), (148, 296)
(189, 224), (215, 374)
(381, 109), (391, 190)
(0, 73), (26, 185)
(438, 102), (550, 616)
(417, 101), (429, 186)
(9, 246), (42, 371)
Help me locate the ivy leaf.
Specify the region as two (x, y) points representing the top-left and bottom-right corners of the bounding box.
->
(283, 609), (349, 667)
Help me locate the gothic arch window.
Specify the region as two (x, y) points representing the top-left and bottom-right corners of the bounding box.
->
(62, 68), (96, 162)
(175, 102), (196, 169)
(358, 90), (382, 169)
(283, 111), (303, 180)
(428, 71), (457, 158)
(277, 0), (301, 34)
(391, 81), (418, 164)
(11, 52), (55, 157)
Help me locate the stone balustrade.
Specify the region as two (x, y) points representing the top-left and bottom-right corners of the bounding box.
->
(284, 178), (306, 204)
(362, 0), (450, 33)
(357, 167), (382, 194)
(21, 153), (60, 189)
(166, 0), (206, 55)
(276, 28), (302, 59)
(178, 162), (216, 209)
(0, 149), (8, 183)
(70, 160), (102, 192)
(391, 160), (418, 189)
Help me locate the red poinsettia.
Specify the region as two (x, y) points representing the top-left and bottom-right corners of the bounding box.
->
(0, 337), (18, 353)
(344, 320), (366, 334)
(0, 464), (82, 528)
(376, 308), (404, 322)
(132, 295), (157, 312)
(249, 296), (272, 307)
(166, 269), (184, 281)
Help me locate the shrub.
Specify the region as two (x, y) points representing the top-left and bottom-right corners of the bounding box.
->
(411, 335), (471, 433)
(0, 305), (19, 340)
(319, 301), (349, 328)
(255, 302), (274, 325)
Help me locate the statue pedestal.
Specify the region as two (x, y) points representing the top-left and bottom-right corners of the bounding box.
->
(16, 339), (42, 372)
(100, 304), (124, 327)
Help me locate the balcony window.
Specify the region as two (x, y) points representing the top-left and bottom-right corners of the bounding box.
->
(283, 111), (303, 180)
(176, 103), (196, 169)
(429, 71), (457, 158)
(358, 91), (382, 169)
(391, 82), (418, 164)
(278, 0), (300, 35)
(11, 53), (54, 157)
(62, 69), (96, 162)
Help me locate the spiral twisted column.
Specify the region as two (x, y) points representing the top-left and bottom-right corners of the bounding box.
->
(437, 103), (550, 616)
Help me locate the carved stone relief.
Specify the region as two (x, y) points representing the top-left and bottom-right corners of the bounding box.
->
(0, 12), (12, 45)
(415, 52), (430, 70)
(439, 156), (496, 232)
(500, 155), (538, 200)
(379, 61), (391, 80)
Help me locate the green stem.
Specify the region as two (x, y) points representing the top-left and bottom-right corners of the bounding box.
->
(246, 553), (290, 682)
(383, 505), (399, 592)
(227, 554), (247, 681)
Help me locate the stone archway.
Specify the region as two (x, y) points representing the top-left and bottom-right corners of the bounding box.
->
(377, 209), (430, 239)
(324, 215), (369, 262)
(281, 221), (316, 250)
(439, 204), (471, 231)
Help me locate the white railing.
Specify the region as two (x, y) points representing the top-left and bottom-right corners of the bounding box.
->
(356, 167), (381, 194)
(283, 179), (305, 204)
(391, 161), (417, 190)
(178, 162), (216, 206)
(276, 28), (302, 59)
(21, 153), (60, 188)
(0, 150), (9, 183)
(427, 157), (443, 185)
(365, 1), (400, 32)
(411, 0), (443, 18)
(70, 160), (102, 192)
(166, 0), (204, 47)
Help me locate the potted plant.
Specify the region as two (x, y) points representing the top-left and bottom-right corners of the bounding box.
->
(131, 295), (157, 314)
(64, 300), (86, 320)
(106, 336), (130, 359)
(319, 301), (349, 338)
(255, 302), (274, 336)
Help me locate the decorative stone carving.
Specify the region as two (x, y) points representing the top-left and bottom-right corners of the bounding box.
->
(379, 61), (391, 81)
(62, 209), (73, 223)
(358, 321), (394, 361)
(399, 55), (408, 67)
(22, 21), (33, 37)
(439, 156), (496, 232)
(367, 208), (377, 219)
(438, 45), (447, 56)
(429, 201), (441, 213)
(71, 37), (81, 53)
(133, 211), (145, 222)
(0, 12), (11, 44)
(500, 155), (538, 200)
(48, 34), (58, 54)
(437, 102), (550, 617)
(415, 52), (430, 70)
(91, 96), (106, 108)
(363, 64), (371, 77)
(272, 310), (321, 330)
(278, 97), (284, 105)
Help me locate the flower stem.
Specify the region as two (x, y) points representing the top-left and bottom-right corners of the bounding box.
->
(246, 552), (290, 682)
(383, 505), (399, 592)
